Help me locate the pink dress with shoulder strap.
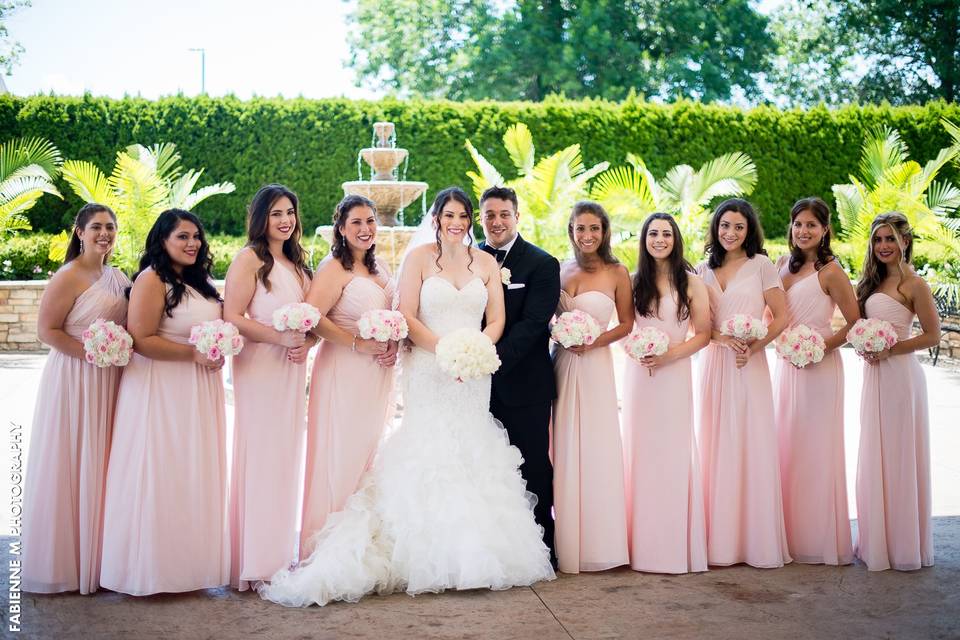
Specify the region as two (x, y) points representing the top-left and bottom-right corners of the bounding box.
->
(22, 266), (130, 594)
(230, 264), (310, 589)
(774, 265), (852, 565)
(100, 277), (230, 595)
(855, 292), (933, 571)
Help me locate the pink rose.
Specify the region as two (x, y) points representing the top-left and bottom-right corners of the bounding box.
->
(85, 352), (95, 363)
(208, 346), (222, 360)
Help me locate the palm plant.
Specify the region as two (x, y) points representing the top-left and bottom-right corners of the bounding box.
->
(832, 125), (960, 302)
(52, 143), (236, 272)
(465, 123), (609, 259)
(0, 137), (63, 234)
(590, 151), (758, 264)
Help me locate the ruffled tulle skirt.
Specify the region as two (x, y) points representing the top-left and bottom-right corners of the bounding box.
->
(259, 349), (555, 607)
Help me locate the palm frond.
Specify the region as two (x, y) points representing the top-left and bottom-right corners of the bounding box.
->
(0, 189), (43, 232)
(0, 137), (62, 181)
(919, 145), (960, 191)
(925, 180), (960, 217)
(183, 181), (236, 210)
(61, 160), (115, 205)
(0, 174), (62, 201)
(167, 170), (203, 209)
(859, 127), (907, 189)
(464, 139), (506, 199)
(694, 152), (758, 205)
(590, 165), (656, 222)
(503, 123), (535, 176)
(47, 231), (70, 263)
(128, 143), (183, 182)
(658, 164), (696, 213)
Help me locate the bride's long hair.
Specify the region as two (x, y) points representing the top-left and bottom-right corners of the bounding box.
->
(430, 186), (475, 272)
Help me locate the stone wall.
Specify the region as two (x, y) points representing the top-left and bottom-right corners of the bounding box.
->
(2, 280), (960, 359)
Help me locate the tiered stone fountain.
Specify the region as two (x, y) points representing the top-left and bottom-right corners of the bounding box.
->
(316, 122), (428, 269)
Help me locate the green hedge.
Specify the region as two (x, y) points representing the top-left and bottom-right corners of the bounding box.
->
(2, 94), (959, 236)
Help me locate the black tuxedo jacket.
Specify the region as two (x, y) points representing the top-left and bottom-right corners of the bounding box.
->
(481, 235), (560, 407)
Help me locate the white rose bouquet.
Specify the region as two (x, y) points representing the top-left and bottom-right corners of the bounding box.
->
(846, 318), (898, 354)
(435, 328), (501, 382)
(189, 319), (244, 361)
(81, 319), (134, 367)
(550, 310), (601, 348)
(272, 302), (321, 333)
(623, 326), (670, 376)
(720, 313), (768, 341)
(775, 324), (826, 368)
(358, 309), (409, 342)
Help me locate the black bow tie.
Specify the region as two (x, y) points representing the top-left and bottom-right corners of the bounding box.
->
(482, 245), (507, 263)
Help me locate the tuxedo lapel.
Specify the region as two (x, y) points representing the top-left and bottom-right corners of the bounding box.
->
(501, 235), (527, 272)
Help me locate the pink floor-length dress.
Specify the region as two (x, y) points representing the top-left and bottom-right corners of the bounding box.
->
(230, 265), (310, 590)
(697, 255), (791, 568)
(21, 267), (130, 594)
(774, 267), (852, 565)
(855, 292), (933, 571)
(552, 290), (629, 574)
(299, 277), (397, 556)
(621, 296), (708, 574)
(100, 278), (230, 595)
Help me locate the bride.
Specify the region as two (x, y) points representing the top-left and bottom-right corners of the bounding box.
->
(260, 187), (555, 606)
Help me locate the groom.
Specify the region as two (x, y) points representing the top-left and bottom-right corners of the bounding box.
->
(478, 186), (560, 565)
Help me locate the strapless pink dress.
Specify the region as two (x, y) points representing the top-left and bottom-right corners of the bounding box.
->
(774, 268), (852, 565)
(299, 277), (397, 556)
(22, 266), (129, 594)
(230, 265), (310, 590)
(621, 295), (707, 573)
(100, 280), (230, 595)
(552, 290), (629, 574)
(697, 255), (791, 568)
(855, 292), (933, 571)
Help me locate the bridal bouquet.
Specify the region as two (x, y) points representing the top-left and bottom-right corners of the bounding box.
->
(623, 326), (670, 376)
(551, 310), (601, 348)
(435, 328), (501, 382)
(720, 314), (768, 341)
(775, 324), (826, 368)
(358, 309), (409, 342)
(272, 302), (321, 333)
(847, 318), (898, 354)
(81, 319), (134, 367)
(189, 319), (244, 361)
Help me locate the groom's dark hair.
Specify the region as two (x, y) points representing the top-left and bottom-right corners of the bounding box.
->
(479, 185), (519, 212)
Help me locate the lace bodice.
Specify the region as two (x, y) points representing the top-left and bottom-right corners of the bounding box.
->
(418, 277), (487, 337)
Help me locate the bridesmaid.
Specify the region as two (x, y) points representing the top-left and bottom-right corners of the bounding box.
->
(854, 212), (939, 571)
(553, 200), (633, 574)
(22, 204), (130, 594)
(100, 209), (229, 595)
(774, 198), (859, 565)
(299, 195), (398, 556)
(621, 213), (710, 574)
(696, 198), (791, 568)
(224, 184), (314, 590)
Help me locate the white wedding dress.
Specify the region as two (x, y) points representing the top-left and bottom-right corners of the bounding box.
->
(260, 276), (555, 607)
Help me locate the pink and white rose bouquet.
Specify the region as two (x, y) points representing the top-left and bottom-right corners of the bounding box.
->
(551, 310), (601, 348)
(82, 319), (133, 367)
(720, 314), (768, 341)
(435, 328), (501, 382)
(623, 326), (670, 376)
(271, 302), (321, 333)
(775, 324), (826, 368)
(189, 319), (244, 361)
(847, 318), (898, 354)
(358, 309), (409, 342)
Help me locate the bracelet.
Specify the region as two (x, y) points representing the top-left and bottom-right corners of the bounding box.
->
(351, 335), (358, 352)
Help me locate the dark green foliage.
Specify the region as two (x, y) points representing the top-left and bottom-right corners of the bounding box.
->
(2, 94), (958, 239)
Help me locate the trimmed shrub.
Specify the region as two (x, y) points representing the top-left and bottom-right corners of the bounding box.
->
(2, 94), (958, 238)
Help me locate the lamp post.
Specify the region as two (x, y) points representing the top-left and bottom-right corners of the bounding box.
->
(189, 47), (206, 94)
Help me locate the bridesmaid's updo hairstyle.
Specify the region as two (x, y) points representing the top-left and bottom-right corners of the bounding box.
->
(64, 203), (117, 264)
(855, 212), (913, 315)
(633, 213), (692, 323)
(133, 209), (220, 317)
(430, 186), (475, 272)
(705, 198), (767, 269)
(568, 200), (618, 269)
(246, 183), (311, 291)
(331, 194), (378, 275)
(787, 197), (835, 274)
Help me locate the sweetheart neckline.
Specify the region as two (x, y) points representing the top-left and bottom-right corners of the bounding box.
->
(424, 276), (484, 292)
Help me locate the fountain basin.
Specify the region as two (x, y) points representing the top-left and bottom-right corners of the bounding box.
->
(360, 148), (409, 181)
(342, 180), (428, 226)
